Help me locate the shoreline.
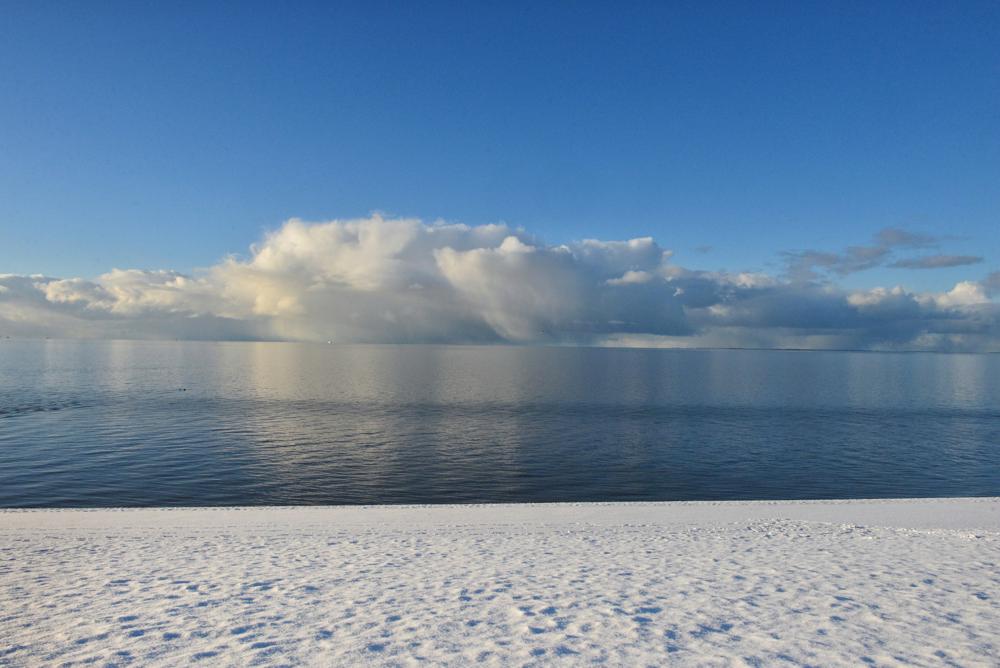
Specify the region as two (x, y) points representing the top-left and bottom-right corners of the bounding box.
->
(3, 498), (998, 666)
(4, 496), (998, 530)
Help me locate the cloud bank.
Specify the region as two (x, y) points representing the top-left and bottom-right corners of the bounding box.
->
(1, 215), (997, 351)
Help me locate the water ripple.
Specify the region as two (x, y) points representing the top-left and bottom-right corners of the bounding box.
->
(1, 341), (998, 507)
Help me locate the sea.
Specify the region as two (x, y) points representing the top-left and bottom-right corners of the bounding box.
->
(1, 339), (997, 507)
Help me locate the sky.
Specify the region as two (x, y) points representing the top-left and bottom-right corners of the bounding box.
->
(1, 2), (998, 349)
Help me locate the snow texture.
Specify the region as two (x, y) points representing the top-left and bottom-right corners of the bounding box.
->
(2, 498), (998, 666)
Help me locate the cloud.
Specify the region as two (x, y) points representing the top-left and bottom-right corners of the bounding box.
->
(606, 270), (654, 286)
(0, 216), (997, 351)
(983, 271), (1000, 298)
(783, 227), (944, 280)
(889, 254), (983, 269)
(874, 228), (936, 248)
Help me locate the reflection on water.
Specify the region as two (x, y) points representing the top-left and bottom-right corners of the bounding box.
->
(0, 340), (998, 507)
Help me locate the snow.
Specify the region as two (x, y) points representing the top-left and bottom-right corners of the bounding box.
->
(2, 498), (998, 666)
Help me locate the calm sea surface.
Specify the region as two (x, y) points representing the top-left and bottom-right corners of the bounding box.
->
(0, 340), (998, 507)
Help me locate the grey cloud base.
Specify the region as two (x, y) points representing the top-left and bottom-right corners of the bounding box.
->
(1, 216), (997, 352)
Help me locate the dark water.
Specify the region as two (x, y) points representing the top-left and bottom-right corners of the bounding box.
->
(0, 340), (998, 507)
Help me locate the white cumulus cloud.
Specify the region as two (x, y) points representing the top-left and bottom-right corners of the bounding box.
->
(0, 216), (997, 351)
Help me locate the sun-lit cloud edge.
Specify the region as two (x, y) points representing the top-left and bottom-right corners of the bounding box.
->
(1, 215), (998, 351)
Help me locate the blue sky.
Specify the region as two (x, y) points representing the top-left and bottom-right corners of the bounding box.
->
(1, 2), (999, 351)
(2, 1), (997, 291)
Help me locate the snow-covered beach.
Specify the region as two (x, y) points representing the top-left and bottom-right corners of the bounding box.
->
(2, 498), (998, 666)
